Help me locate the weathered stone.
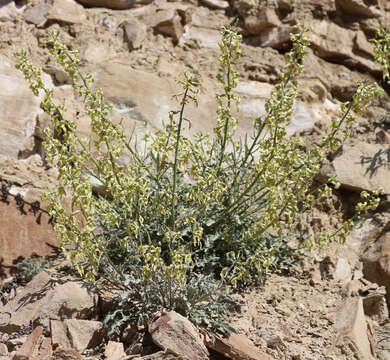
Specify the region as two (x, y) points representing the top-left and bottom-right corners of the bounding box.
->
(0, 272), (98, 333)
(199, 0), (229, 10)
(148, 311), (209, 360)
(354, 31), (375, 57)
(51, 320), (72, 349)
(104, 341), (126, 360)
(336, 0), (380, 17)
(49, 348), (82, 360)
(335, 297), (375, 360)
(319, 143), (390, 194)
(75, 0), (153, 9)
(244, 8), (280, 35)
(37, 337), (53, 360)
(205, 333), (274, 360)
(180, 25), (221, 49)
(122, 17), (147, 50)
(13, 326), (42, 360)
(334, 258), (352, 283)
(47, 0), (86, 24)
(23, 4), (51, 26)
(376, 129), (390, 144)
(0, 55), (45, 158)
(65, 319), (104, 352)
(248, 25), (293, 49)
(362, 286), (389, 321)
(0, 343), (7, 356)
(148, 9), (183, 42)
(0, 0), (19, 22)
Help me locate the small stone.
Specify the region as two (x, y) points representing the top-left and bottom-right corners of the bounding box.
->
(149, 9), (183, 42)
(149, 311), (209, 360)
(50, 348), (82, 360)
(23, 4), (51, 26)
(75, 0), (153, 10)
(47, 0), (86, 24)
(199, 0), (229, 10)
(122, 17), (147, 50)
(0, 343), (8, 356)
(13, 326), (43, 360)
(104, 341), (126, 360)
(65, 319), (104, 352)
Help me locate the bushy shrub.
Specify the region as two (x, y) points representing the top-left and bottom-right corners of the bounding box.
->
(16, 26), (384, 336)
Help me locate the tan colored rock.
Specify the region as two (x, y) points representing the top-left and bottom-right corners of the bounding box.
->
(199, 0), (229, 10)
(0, 0), (19, 22)
(205, 333), (274, 360)
(47, 0), (86, 24)
(104, 341), (126, 360)
(180, 25), (221, 49)
(0, 272), (98, 333)
(65, 319), (104, 352)
(336, 0), (380, 17)
(148, 311), (209, 360)
(335, 297), (375, 360)
(13, 326), (42, 360)
(75, 0), (153, 10)
(244, 8), (280, 35)
(51, 320), (72, 349)
(354, 31), (375, 57)
(0, 55), (44, 158)
(149, 9), (183, 42)
(321, 143), (390, 194)
(37, 337), (53, 360)
(249, 25), (293, 49)
(122, 17), (147, 50)
(23, 4), (51, 26)
(0, 343), (7, 356)
(49, 348), (82, 360)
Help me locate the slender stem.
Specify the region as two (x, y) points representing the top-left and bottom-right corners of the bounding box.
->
(171, 87), (189, 231)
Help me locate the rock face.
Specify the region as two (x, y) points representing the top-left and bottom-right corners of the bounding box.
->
(0, 272), (98, 332)
(148, 311), (209, 360)
(0, 56), (43, 159)
(335, 297), (376, 360)
(320, 143), (390, 195)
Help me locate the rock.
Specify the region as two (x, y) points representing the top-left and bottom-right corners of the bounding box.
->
(13, 326), (42, 360)
(361, 220), (390, 306)
(0, 343), (7, 356)
(148, 311), (209, 360)
(354, 31), (375, 57)
(248, 26), (293, 50)
(375, 129), (390, 144)
(336, 0), (380, 17)
(47, 0), (86, 24)
(335, 297), (376, 360)
(0, 0), (19, 22)
(44, 65), (71, 85)
(149, 9), (183, 42)
(121, 17), (147, 50)
(244, 8), (281, 35)
(180, 25), (221, 49)
(37, 337), (53, 360)
(23, 4), (51, 26)
(0, 55), (46, 159)
(204, 333), (274, 360)
(104, 341), (126, 360)
(49, 348), (82, 360)
(199, 0), (229, 10)
(75, 0), (153, 9)
(65, 319), (104, 352)
(319, 143), (390, 195)
(51, 320), (72, 349)
(362, 286), (389, 321)
(0, 272), (98, 333)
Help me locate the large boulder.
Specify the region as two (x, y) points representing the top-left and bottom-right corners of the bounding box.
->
(0, 272), (98, 333)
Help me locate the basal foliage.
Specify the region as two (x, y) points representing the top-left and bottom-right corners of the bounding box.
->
(16, 26), (384, 335)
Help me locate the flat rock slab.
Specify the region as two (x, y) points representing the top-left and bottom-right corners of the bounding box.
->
(205, 333), (274, 360)
(75, 0), (153, 9)
(149, 311), (209, 360)
(0, 272), (98, 333)
(320, 143), (390, 194)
